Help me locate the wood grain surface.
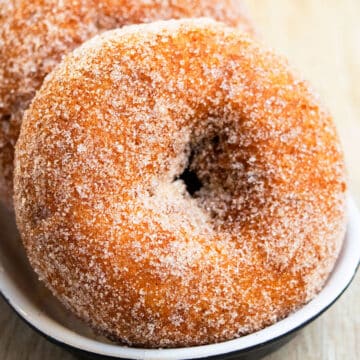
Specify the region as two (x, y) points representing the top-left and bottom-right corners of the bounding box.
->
(1, 0), (359, 359)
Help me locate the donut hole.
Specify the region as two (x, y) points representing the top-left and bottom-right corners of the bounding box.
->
(173, 130), (226, 199)
(177, 164), (203, 196)
(184, 121), (250, 224)
(174, 124), (239, 212)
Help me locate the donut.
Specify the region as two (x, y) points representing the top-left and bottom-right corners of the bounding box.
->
(0, 0), (254, 208)
(14, 19), (347, 348)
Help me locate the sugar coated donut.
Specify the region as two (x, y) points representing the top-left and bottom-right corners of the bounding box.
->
(14, 19), (346, 347)
(0, 0), (253, 208)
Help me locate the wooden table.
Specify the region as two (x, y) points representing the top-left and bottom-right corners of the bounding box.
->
(1, 0), (359, 359)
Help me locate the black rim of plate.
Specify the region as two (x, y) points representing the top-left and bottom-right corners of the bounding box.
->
(0, 259), (359, 360)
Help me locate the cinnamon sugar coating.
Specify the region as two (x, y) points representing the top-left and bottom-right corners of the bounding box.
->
(0, 0), (253, 208)
(14, 19), (346, 348)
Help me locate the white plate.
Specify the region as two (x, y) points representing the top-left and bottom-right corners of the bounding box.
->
(1, 198), (359, 360)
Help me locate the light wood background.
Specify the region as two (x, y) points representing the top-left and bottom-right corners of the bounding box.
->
(1, 0), (359, 359)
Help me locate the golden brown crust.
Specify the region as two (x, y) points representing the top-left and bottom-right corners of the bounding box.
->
(14, 19), (346, 347)
(0, 0), (254, 207)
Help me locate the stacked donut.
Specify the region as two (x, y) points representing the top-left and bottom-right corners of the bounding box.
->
(1, 0), (346, 348)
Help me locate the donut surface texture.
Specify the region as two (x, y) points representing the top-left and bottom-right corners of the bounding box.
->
(14, 19), (347, 348)
(0, 0), (253, 208)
